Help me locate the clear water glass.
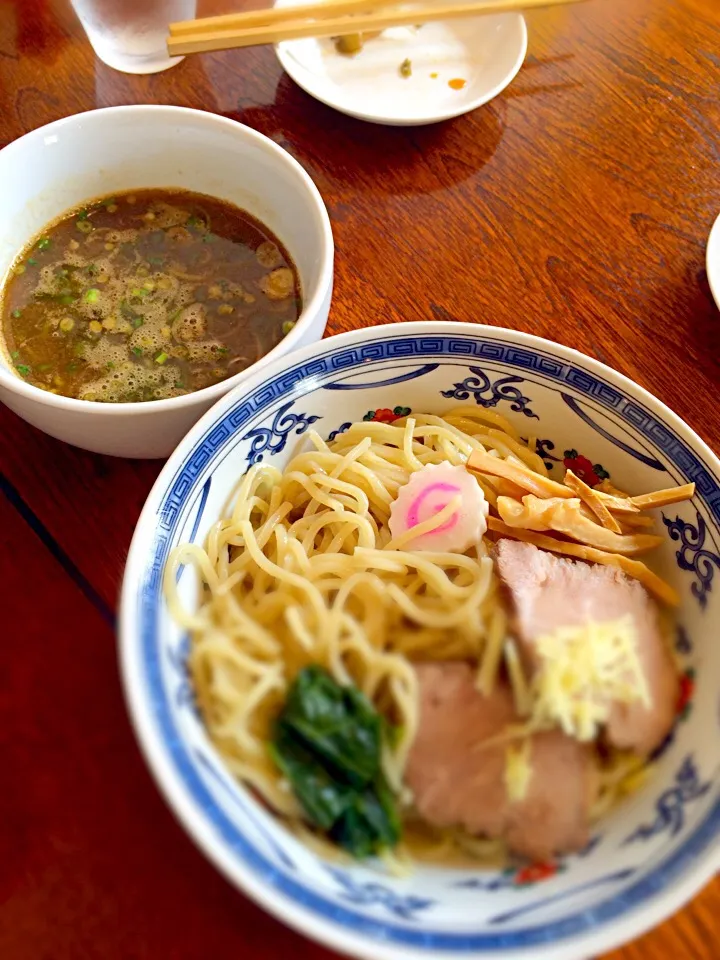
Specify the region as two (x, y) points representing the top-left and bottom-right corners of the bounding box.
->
(70, 0), (197, 74)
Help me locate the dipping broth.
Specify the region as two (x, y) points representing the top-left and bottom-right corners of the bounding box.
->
(0, 190), (302, 402)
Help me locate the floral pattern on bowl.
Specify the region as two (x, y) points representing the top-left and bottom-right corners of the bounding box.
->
(535, 438), (610, 486)
(364, 405), (412, 423)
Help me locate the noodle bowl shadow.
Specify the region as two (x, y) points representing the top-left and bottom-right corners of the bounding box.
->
(121, 322), (720, 960)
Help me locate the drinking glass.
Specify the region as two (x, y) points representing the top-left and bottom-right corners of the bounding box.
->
(70, 0), (197, 74)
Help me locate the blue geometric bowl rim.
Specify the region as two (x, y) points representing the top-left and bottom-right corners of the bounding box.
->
(121, 323), (720, 958)
(159, 332), (720, 526)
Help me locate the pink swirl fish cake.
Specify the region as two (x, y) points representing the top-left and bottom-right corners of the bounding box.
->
(388, 462), (489, 552)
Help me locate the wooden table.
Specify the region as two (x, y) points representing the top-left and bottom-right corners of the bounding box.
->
(1, 0), (719, 957)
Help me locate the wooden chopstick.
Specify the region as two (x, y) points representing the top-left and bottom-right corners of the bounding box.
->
(167, 0), (586, 56)
(169, 0), (379, 35)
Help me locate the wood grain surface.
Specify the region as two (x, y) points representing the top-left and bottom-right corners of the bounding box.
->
(0, 0), (719, 957)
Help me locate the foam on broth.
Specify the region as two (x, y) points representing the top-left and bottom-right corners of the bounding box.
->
(0, 189), (302, 402)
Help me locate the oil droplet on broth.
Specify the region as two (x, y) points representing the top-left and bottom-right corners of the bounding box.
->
(448, 78), (467, 90)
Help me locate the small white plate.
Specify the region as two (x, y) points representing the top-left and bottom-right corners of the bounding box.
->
(707, 211), (720, 311)
(274, 11), (527, 125)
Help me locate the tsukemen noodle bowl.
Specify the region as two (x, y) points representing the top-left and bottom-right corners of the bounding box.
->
(121, 323), (720, 960)
(0, 106), (333, 457)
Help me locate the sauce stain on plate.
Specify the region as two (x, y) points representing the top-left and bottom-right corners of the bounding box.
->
(448, 77), (467, 90)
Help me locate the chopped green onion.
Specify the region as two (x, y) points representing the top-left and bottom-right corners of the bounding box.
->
(202, 233), (218, 244)
(11, 351), (19, 359)
(174, 381), (185, 389)
(77, 209), (89, 220)
(11, 309), (21, 318)
(132, 346), (143, 356)
(154, 352), (169, 365)
(217, 346), (229, 354)
(130, 287), (147, 298)
(37, 237), (51, 251)
(59, 294), (77, 305)
(107, 362), (115, 369)
(84, 288), (100, 303)
(27, 257), (37, 266)
(282, 320), (296, 336)
(67, 362), (78, 372)
(37, 363), (51, 371)
(76, 220), (93, 234)
(16, 364), (30, 376)
(131, 317), (144, 328)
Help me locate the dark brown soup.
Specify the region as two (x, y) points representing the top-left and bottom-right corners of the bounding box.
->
(1, 189), (302, 402)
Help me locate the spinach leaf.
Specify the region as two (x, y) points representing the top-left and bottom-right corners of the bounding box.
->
(372, 771), (402, 847)
(331, 774), (401, 859)
(269, 725), (356, 830)
(331, 805), (375, 860)
(282, 665), (381, 788)
(270, 666), (400, 859)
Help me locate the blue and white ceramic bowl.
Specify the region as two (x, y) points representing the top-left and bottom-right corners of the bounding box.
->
(120, 323), (720, 960)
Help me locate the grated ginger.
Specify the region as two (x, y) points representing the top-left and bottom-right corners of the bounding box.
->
(530, 614), (650, 742)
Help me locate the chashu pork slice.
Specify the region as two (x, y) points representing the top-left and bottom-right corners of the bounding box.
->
(405, 661), (596, 861)
(495, 538), (678, 755)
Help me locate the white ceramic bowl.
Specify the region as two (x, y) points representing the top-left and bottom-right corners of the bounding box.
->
(121, 323), (720, 960)
(707, 211), (720, 312)
(275, 12), (527, 126)
(0, 105), (333, 458)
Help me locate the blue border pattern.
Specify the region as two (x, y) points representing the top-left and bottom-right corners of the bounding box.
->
(561, 396), (666, 471)
(624, 755), (712, 846)
(241, 400), (320, 466)
(139, 333), (720, 951)
(487, 870), (636, 926)
(663, 512), (720, 609)
(323, 363), (439, 390)
(327, 868), (436, 920)
(159, 335), (720, 526)
(439, 367), (539, 419)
